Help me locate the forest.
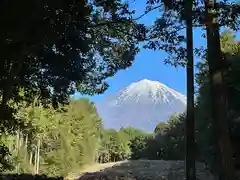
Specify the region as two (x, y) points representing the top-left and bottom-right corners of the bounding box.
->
(0, 92), (147, 176)
(1, 29), (240, 177)
(1, 0), (240, 179)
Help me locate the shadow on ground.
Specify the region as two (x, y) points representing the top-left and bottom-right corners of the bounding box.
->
(77, 160), (214, 180)
(0, 174), (63, 180)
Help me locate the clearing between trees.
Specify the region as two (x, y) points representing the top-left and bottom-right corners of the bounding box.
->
(67, 160), (214, 180)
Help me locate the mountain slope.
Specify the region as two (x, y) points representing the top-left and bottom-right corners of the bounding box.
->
(96, 79), (186, 132)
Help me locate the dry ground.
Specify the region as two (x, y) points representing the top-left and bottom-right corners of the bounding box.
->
(66, 160), (214, 180)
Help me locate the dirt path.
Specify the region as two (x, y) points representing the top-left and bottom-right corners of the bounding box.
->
(67, 160), (214, 180)
(79, 161), (127, 173)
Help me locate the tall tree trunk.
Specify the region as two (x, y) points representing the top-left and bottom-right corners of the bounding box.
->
(24, 134), (28, 160)
(25, 135), (28, 148)
(34, 145), (37, 174)
(8, 137), (12, 152)
(204, 0), (235, 179)
(16, 129), (20, 174)
(29, 151), (33, 165)
(36, 139), (40, 174)
(20, 132), (23, 147)
(185, 0), (196, 179)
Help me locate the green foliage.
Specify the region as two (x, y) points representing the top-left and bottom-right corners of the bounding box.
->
(129, 114), (185, 161)
(1, 97), (104, 176)
(130, 135), (148, 159)
(0, 141), (13, 172)
(143, 0), (240, 67)
(97, 127), (147, 163)
(0, 0), (145, 109)
(1, 91), (153, 176)
(154, 122), (168, 134)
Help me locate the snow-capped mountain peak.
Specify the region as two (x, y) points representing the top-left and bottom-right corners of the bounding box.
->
(115, 79), (186, 105)
(96, 79), (186, 132)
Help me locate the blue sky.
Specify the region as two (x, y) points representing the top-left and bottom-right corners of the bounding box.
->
(75, 0), (207, 102)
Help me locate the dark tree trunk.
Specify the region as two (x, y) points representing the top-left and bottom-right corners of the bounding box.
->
(185, 0), (196, 179)
(204, 0), (235, 179)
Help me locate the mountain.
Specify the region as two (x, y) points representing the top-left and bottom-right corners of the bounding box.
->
(96, 79), (186, 132)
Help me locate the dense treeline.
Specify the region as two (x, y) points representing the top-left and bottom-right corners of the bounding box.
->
(129, 113), (185, 161)
(0, 92), (149, 176)
(1, 96), (101, 176)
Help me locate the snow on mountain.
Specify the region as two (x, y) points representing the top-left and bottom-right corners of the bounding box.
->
(96, 79), (186, 132)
